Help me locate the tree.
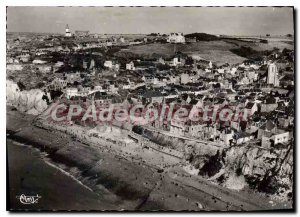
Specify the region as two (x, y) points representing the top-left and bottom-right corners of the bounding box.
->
(185, 57), (194, 65)
(17, 81), (26, 91)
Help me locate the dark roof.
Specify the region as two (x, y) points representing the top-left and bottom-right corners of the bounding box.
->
(260, 120), (276, 131)
(245, 102), (255, 109)
(280, 74), (294, 81)
(142, 90), (165, 98)
(189, 99), (199, 105)
(234, 131), (251, 139)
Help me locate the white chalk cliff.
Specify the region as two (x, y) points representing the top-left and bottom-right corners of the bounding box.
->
(6, 80), (51, 115)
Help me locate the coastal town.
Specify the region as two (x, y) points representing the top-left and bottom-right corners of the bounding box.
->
(6, 7), (294, 212)
(7, 24), (294, 148)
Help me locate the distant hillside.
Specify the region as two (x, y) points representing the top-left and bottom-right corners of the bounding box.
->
(185, 33), (219, 41)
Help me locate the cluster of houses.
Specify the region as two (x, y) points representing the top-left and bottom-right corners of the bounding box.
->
(55, 51), (294, 149)
(7, 31), (294, 150)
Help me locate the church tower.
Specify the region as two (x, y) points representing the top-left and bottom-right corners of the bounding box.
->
(267, 63), (279, 87)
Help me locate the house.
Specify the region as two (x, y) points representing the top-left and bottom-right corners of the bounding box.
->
(104, 60), (120, 71)
(144, 76), (159, 85)
(233, 131), (253, 145)
(214, 98), (228, 108)
(158, 57), (165, 65)
(19, 53), (30, 62)
(66, 88), (78, 99)
(245, 102), (258, 116)
(48, 78), (67, 91)
(65, 72), (81, 83)
(257, 120), (277, 139)
(172, 56), (186, 66)
(35, 64), (52, 73)
(261, 98), (278, 112)
(93, 91), (113, 106)
(141, 90), (165, 104)
(245, 70), (258, 82)
(280, 74), (294, 87)
(202, 124), (218, 141)
(53, 61), (64, 72)
(218, 127), (234, 146)
(272, 131), (290, 145)
(261, 130), (290, 149)
(217, 68), (225, 74)
(167, 33), (185, 44)
(170, 119), (185, 136)
(185, 121), (205, 138)
(121, 82), (131, 90)
(275, 101), (287, 113)
(278, 117), (293, 128)
(119, 37), (125, 43)
(224, 88), (237, 101)
(126, 61), (135, 70)
(239, 76), (251, 85)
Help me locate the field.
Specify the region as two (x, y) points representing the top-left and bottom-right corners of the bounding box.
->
(117, 41), (246, 66)
(117, 37), (294, 66)
(223, 37), (294, 51)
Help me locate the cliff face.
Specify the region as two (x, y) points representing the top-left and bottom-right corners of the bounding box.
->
(142, 129), (186, 151)
(6, 80), (50, 115)
(143, 127), (293, 200)
(193, 144), (293, 201)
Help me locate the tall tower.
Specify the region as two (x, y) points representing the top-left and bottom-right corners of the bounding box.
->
(267, 63), (279, 86)
(65, 24), (72, 37)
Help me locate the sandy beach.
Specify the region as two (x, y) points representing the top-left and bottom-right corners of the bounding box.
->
(6, 106), (292, 211)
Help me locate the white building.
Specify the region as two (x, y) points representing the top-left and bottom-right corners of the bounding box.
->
(66, 88), (78, 99)
(104, 60), (113, 68)
(262, 131), (290, 149)
(273, 132), (290, 145)
(65, 24), (72, 37)
(19, 53), (30, 62)
(48, 78), (67, 91)
(172, 57), (185, 66)
(126, 61), (135, 70)
(104, 60), (120, 71)
(167, 33), (185, 44)
(119, 37), (125, 43)
(170, 119), (185, 136)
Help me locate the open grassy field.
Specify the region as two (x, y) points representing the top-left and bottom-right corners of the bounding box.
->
(117, 36), (293, 66)
(223, 37), (294, 51)
(117, 41), (246, 66)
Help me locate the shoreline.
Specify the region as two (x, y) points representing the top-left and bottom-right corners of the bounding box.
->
(7, 139), (94, 194)
(6, 107), (293, 211)
(7, 140), (121, 211)
(6, 108), (168, 210)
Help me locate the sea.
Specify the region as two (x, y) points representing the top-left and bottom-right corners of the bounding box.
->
(7, 140), (118, 211)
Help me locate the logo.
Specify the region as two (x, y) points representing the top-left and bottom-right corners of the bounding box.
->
(16, 194), (41, 204)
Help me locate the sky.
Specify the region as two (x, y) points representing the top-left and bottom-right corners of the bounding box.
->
(6, 7), (294, 35)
